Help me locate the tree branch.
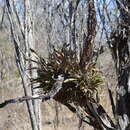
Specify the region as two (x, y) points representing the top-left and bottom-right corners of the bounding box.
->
(0, 75), (64, 108)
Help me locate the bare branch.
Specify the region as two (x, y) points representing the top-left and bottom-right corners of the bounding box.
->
(0, 74), (64, 108)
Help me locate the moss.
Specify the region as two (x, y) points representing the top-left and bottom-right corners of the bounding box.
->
(1, 71), (8, 80)
(14, 71), (20, 78)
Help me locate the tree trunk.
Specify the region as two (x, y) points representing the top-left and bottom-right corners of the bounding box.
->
(24, 0), (42, 130)
(5, 0), (41, 130)
(109, 0), (130, 129)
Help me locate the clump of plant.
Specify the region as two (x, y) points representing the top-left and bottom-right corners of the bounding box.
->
(31, 44), (102, 106)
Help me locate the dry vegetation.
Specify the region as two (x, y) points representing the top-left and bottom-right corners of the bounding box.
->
(1, 0), (130, 129)
(0, 37), (116, 130)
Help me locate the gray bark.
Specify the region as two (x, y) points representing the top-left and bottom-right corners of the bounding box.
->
(24, 0), (41, 129)
(109, 0), (130, 129)
(5, 0), (41, 130)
